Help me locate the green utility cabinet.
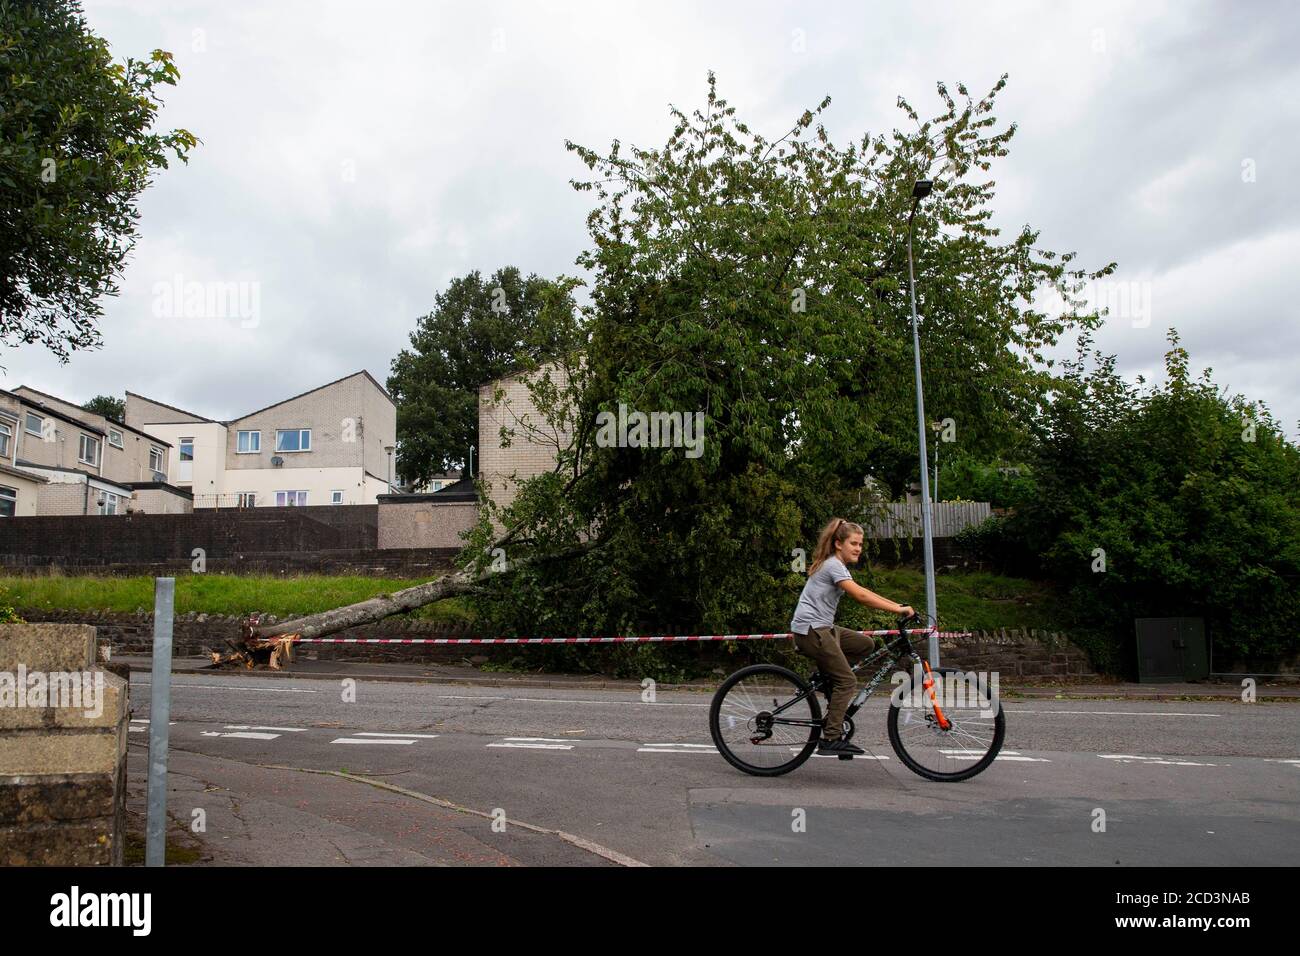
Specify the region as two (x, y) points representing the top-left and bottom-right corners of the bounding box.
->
(1135, 617), (1209, 682)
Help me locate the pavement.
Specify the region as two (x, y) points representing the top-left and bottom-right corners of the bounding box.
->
(109, 652), (1300, 700)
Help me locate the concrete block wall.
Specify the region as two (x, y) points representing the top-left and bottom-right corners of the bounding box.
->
(0, 623), (129, 865)
(378, 498), (478, 549)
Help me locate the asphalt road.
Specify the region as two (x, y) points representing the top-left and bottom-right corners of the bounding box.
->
(126, 672), (1300, 866)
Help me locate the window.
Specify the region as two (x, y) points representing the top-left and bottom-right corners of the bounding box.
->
(275, 490), (308, 507)
(275, 429), (311, 452)
(79, 434), (100, 467)
(431, 481), (444, 492)
(0, 486), (14, 518)
(236, 430), (260, 453)
(108, 429), (124, 449)
(149, 446), (166, 475)
(25, 412), (44, 437)
(238, 492), (257, 508)
(0, 423), (10, 459)
(330, 490), (343, 505)
(179, 438), (194, 462)
(97, 491), (121, 515)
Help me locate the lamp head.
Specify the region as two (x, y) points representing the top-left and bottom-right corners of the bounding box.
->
(912, 179), (933, 200)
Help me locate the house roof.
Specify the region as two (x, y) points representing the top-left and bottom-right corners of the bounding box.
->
(228, 370), (394, 423)
(132, 370), (394, 428)
(124, 390), (218, 424)
(15, 385), (173, 446)
(0, 462), (48, 484)
(0, 388), (105, 436)
(14, 461), (133, 493)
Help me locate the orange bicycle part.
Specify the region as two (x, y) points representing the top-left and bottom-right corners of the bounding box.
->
(921, 659), (952, 730)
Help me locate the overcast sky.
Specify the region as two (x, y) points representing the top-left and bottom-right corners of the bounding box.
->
(6, 0), (1297, 439)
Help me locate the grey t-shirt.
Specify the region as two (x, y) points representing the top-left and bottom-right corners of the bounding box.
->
(790, 556), (853, 634)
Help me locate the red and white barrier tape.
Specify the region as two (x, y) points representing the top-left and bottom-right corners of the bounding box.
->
(285, 628), (968, 645)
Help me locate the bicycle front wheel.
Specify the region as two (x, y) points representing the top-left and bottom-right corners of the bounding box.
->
(887, 665), (1005, 782)
(709, 664), (822, 776)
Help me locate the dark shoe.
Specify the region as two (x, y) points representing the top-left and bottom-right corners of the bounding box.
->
(817, 737), (865, 757)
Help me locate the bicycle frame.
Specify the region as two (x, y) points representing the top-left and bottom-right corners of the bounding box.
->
(767, 623), (953, 732)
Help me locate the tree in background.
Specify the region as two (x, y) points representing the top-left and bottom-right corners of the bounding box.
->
(82, 393), (124, 421)
(386, 267), (580, 487)
(0, 0), (196, 361)
(986, 330), (1300, 674)
(462, 74), (1115, 658)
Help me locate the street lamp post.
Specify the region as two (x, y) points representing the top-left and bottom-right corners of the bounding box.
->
(907, 179), (940, 665)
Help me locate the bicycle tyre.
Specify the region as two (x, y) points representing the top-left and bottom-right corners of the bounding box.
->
(709, 664), (822, 777)
(887, 665), (1006, 782)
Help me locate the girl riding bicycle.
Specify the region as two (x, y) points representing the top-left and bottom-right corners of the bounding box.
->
(791, 517), (914, 756)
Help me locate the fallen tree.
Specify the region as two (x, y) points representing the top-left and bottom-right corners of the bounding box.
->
(206, 541), (600, 669)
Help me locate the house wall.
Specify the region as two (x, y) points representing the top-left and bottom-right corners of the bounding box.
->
(226, 374), (366, 472)
(0, 472), (43, 517)
(139, 421), (226, 502)
(477, 363), (572, 516)
(129, 486), (193, 515)
(211, 466), (373, 507)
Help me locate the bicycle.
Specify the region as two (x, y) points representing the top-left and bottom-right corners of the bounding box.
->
(708, 612), (1005, 781)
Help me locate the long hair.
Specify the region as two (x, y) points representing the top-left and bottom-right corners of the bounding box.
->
(808, 517), (863, 576)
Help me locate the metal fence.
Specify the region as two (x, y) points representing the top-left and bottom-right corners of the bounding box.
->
(863, 502), (993, 539)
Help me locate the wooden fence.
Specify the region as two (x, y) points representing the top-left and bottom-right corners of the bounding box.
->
(863, 502), (992, 539)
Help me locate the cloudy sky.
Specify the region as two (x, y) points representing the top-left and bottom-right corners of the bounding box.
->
(6, 0), (1297, 438)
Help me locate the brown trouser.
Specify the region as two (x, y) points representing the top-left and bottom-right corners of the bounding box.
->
(794, 626), (880, 741)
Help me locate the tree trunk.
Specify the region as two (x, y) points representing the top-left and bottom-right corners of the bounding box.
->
(249, 542), (596, 641)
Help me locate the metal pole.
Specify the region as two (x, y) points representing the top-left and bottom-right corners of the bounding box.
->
(146, 577), (174, 867)
(907, 203), (940, 666)
(468, 445), (475, 478)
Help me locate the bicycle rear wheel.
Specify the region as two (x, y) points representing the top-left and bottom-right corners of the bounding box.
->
(709, 664), (821, 776)
(887, 665), (1005, 782)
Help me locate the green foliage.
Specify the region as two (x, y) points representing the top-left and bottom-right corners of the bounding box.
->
(386, 267), (581, 486)
(82, 393), (124, 421)
(464, 74), (1112, 655)
(940, 457), (1037, 507)
(0, 573), (476, 621)
(0, 0), (196, 359)
(1008, 330), (1300, 672)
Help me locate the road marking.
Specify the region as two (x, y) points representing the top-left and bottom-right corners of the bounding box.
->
(488, 738), (574, 750)
(201, 731), (280, 740)
(427, 694), (705, 708)
(352, 732), (441, 739)
(135, 681), (318, 694)
(1099, 754), (1219, 766)
(1007, 709), (1220, 717)
(812, 753), (889, 760)
(331, 737), (416, 746)
(224, 724), (307, 732)
(1264, 758), (1300, 766)
(638, 745), (717, 754)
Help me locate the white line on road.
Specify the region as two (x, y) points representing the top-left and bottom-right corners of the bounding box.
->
(488, 740), (574, 749)
(331, 738), (416, 745)
(200, 731), (281, 740)
(352, 732), (441, 739)
(1099, 754), (1219, 766)
(135, 681), (318, 694)
(1006, 710), (1221, 717)
(223, 725), (308, 732)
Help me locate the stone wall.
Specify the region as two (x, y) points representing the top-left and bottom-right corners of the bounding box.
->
(20, 610), (1099, 676)
(0, 623), (129, 865)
